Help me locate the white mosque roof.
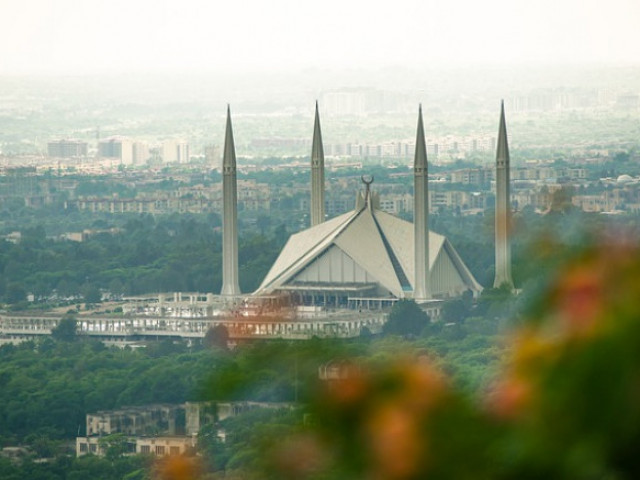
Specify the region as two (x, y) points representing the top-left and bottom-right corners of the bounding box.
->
(255, 201), (482, 299)
(617, 174), (634, 184)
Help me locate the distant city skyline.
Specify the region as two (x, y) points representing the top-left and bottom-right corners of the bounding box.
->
(0, 0), (638, 75)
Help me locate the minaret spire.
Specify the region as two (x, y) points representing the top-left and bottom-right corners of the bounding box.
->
(413, 104), (430, 302)
(221, 105), (241, 296)
(493, 101), (514, 289)
(310, 101), (325, 226)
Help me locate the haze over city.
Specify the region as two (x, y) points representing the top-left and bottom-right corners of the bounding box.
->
(1, 0), (639, 75)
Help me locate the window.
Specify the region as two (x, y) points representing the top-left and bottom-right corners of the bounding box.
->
(170, 446), (180, 455)
(79, 443), (88, 453)
(140, 445), (150, 454)
(156, 446), (165, 456)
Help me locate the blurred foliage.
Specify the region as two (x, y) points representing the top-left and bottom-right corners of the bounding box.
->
(245, 240), (640, 479)
(202, 339), (368, 404)
(198, 408), (299, 476)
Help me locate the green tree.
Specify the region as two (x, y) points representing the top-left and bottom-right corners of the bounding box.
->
(442, 298), (470, 323)
(256, 215), (271, 235)
(98, 433), (129, 461)
(82, 285), (102, 304)
(108, 279), (124, 299)
(476, 285), (513, 319)
(383, 299), (430, 336)
(5, 282), (27, 304)
(549, 185), (575, 214)
(51, 316), (77, 342)
(205, 325), (230, 350)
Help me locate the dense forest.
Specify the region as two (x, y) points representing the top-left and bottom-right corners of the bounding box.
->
(0, 213), (286, 306)
(0, 339), (215, 442)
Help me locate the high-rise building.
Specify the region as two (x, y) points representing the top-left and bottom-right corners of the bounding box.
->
(163, 140), (190, 164)
(132, 141), (150, 165)
(47, 140), (88, 158)
(204, 144), (220, 166)
(98, 137), (133, 165)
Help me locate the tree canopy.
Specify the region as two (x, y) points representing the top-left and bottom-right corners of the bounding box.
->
(51, 316), (77, 342)
(0, 214), (285, 307)
(383, 299), (430, 336)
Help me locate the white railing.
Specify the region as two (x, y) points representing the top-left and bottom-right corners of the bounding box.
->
(0, 313), (385, 341)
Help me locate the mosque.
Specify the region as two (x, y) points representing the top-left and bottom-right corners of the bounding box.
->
(220, 102), (514, 309)
(0, 101), (515, 343)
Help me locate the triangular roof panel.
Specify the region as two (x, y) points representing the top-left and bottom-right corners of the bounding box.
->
(334, 209), (403, 296)
(256, 210), (356, 292)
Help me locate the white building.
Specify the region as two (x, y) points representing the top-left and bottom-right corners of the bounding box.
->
(163, 140), (190, 164)
(98, 137), (133, 165)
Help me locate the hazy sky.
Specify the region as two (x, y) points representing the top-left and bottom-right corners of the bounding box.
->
(0, 0), (638, 74)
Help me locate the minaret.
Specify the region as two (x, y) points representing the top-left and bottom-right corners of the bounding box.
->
(413, 105), (430, 302)
(493, 101), (514, 289)
(310, 101), (325, 226)
(221, 105), (241, 296)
